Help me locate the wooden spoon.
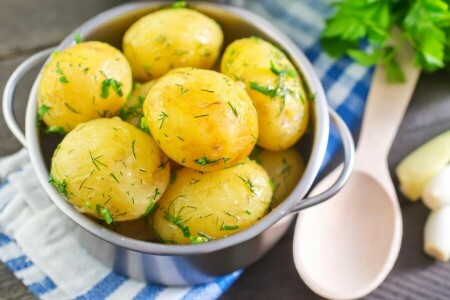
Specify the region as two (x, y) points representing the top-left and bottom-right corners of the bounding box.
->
(293, 43), (420, 299)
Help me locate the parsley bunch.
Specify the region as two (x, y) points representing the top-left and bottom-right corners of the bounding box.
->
(321, 0), (450, 82)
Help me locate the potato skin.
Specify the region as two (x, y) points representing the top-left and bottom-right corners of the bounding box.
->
(38, 41), (132, 133)
(50, 117), (170, 222)
(153, 160), (272, 244)
(143, 68), (258, 172)
(252, 147), (305, 209)
(221, 37), (309, 151)
(123, 8), (223, 81)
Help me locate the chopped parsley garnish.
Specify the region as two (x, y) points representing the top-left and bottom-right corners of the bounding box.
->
(101, 78), (123, 99)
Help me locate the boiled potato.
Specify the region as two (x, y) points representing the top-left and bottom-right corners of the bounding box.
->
(38, 41), (132, 133)
(153, 160), (272, 244)
(221, 37), (309, 151)
(123, 7), (223, 81)
(50, 117), (170, 222)
(143, 68), (258, 172)
(251, 147), (305, 209)
(120, 80), (155, 127)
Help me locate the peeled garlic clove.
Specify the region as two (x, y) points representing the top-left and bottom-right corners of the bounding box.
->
(424, 206), (450, 261)
(423, 165), (450, 210)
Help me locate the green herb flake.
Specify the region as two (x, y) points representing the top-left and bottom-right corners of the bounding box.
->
(109, 173), (119, 183)
(194, 156), (219, 167)
(96, 204), (113, 224)
(131, 140), (136, 158)
(238, 175), (256, 195)
(175, 83), (190, 96)
(164, 210), (191, 238)
(64, 102), (81, 114)
(142, 188), (161, 217)
(56, 62), (69, 84)
(220, 224), (239, 231)
(190, 236), (208, 244)
(101, 78), (123, 99)
(140, 117), (151, 135)
(73, 33), (83, 44)
(193, 114), (209, 118)
(170, 172), (177, 184)
(38, 104), (51, 120)
(249, 82), (277, 98)
(200, 89), (214, 93)
(49, 174), (68, 197)
(245, 210), (251, 215)
(158, 111), (168, 129)
(227, 101), (238, 117)
(52, 50), (60, 58)
(46, 126), (66, 135)
(171, 1), (187, 8)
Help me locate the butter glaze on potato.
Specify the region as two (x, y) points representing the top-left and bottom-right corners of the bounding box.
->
(50, 117), (170, 222)
(143, 68), (258, 172)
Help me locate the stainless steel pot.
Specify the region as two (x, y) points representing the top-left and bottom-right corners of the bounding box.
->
(3, 1), (354, 285)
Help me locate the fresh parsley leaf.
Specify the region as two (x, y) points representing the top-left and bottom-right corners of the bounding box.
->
(322, 0), (450, 82)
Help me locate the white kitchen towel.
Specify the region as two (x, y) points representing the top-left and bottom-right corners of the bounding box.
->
(0, 0), (374, 299)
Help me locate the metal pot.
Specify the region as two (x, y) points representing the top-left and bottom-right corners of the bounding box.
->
(3, 1), (354, 285)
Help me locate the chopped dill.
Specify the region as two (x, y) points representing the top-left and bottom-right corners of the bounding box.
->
(56, 62), (68, 84)
(49, 174), (68, 197)
(227, 101), (238, 117)
(64, 102), (81, 114)
(101, 78), (123, 99)
(237, 175), (256, 195)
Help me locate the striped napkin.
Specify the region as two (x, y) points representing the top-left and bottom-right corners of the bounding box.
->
(0, 0), (373, 299)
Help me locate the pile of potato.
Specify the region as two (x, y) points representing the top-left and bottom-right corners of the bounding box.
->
(40, 3), (310, 244)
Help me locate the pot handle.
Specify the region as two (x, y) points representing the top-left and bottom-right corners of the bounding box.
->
(2, 48), (54, 148)
(291, 108), (355, 213)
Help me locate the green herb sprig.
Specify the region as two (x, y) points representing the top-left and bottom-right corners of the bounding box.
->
(321, 0), (450, 82)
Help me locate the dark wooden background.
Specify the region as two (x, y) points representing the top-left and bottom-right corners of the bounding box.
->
(2, 1), (450, 299)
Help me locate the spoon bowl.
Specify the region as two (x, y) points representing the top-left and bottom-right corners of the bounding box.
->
(294, 168), (401, 299)
(293, 41), (420, 299)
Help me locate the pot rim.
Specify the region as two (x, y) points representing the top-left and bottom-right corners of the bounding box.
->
(25, 1), (329, 255)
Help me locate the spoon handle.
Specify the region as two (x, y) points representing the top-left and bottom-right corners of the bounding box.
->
(356, 42), (420, 168)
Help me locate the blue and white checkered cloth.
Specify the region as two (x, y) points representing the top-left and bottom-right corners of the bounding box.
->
(0, 0), (373, 299)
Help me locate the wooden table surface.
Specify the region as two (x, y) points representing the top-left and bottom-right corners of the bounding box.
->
(2, 1), (450, 299)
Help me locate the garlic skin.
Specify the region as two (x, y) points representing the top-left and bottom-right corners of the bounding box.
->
(424, 206), (450, 261)
(422, 165), (450, 210)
